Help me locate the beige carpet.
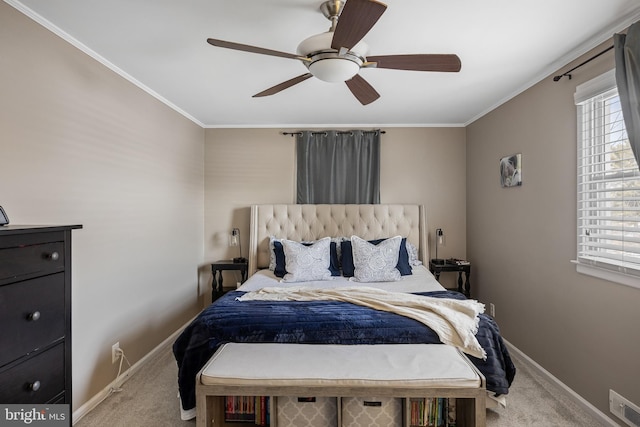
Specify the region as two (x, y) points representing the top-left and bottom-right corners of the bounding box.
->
(75, 344), (607, 427)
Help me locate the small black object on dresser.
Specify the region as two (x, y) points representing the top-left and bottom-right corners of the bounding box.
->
(0, 225), (81, 407)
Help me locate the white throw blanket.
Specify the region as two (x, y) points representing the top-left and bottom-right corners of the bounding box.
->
(237, 286), (487, 360)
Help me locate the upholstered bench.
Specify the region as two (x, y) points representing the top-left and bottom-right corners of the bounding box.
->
(196, 343), (486, 427)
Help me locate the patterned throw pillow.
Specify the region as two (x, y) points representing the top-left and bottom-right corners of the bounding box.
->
(351, 235), (402, 282)
(406, 241), (423, 266)
(282, 237), (332, 282)
(271, 238), (340, 277)
(341, 237), (412, 277)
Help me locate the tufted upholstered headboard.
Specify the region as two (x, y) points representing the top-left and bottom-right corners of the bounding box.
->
(248, 204), (428, 276)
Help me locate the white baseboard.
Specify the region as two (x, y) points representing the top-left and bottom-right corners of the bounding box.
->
(72, 317), (195, 425)
(504, 339), (617, 427)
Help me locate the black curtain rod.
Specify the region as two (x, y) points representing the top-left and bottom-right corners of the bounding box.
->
(282, 130), (385, 137)
(553, 45), (614, 82)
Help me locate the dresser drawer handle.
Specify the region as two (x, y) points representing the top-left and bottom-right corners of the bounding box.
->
(47, 252), (60, 261)
(29, 381), (41, 392)
(27, 311), (41, 321)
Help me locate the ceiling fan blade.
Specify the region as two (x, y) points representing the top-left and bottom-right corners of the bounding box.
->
(253, 73), (313, 97)
(331, 0), (387, 52)
(345, 74), (380, 105)
(207, 38), (304, 61)
(367, 54), (462, 72)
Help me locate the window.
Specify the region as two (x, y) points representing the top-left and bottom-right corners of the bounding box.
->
(575, 70), (640, 288)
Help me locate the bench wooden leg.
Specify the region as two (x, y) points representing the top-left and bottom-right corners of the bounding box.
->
(195, 387), (206, 427)
(475, 392), (486, 427)
(196, 374), (217, 427)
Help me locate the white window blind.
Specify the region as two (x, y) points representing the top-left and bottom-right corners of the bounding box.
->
(576, 70), (640, 282)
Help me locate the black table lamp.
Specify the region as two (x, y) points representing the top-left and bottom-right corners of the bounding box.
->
(230, 228), (246, 263)
(433, 228), (445, 264)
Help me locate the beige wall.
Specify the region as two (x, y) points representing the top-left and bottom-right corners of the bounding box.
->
(467, 39), (640, 420)
(0, 2), (205, 413)
(204, 127), (467, 290)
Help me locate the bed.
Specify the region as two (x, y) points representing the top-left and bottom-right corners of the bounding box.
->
(173, 204), (515, 421)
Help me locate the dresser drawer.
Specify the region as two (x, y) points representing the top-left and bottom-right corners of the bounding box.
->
(0, 273), (65, 367)
(0, 343), (65, 404)
(0, 242), (65, 284)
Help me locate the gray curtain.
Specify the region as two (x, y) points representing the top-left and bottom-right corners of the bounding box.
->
(296, 130), (380, 204)
(615, 21), (640, 164)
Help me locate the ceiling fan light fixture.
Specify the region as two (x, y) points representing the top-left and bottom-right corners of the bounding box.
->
(297, 31), (368, 83)
(308, 58), (360, 82)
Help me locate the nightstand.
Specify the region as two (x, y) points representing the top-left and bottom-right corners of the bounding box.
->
(429, 260), (471, 298)
(211, 260), (248, 301)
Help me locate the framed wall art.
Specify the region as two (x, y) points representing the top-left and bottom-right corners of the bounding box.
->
(0, 206), (9, 226)
(500, 153), (522, 187)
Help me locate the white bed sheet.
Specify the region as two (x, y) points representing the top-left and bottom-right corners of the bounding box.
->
(237, 264), (445, 293)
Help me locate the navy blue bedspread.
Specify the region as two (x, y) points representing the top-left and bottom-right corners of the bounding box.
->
(173, 290), (516, 412)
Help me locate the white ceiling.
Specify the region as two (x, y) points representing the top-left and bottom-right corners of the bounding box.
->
(7, 0), (640, 128)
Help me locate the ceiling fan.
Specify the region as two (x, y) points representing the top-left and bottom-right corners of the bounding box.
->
(206, 0), (461, 105)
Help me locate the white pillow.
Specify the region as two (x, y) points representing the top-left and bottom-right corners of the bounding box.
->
(282, 237), (332, 282)
(271, 236), (344, 271)
(351, 235), (402, 282)
(406, 241), (423, 266)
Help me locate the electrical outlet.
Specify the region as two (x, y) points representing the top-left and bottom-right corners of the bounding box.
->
(489, 303), (496, 317)
(111, 342), (121, 364)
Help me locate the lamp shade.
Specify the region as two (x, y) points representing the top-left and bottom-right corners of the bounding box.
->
(230, 228), (239, 247)
(434, 228), (445, 262)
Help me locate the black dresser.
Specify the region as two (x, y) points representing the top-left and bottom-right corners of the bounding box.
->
(0, 225), (81, 406)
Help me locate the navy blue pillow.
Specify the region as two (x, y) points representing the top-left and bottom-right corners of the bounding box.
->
(272, 240), (287, 278)
(273, 240), (340, 278)
(341, 237), (412, 277)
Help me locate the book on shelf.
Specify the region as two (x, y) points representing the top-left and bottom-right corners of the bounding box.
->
(409, 397), (456, 427)
(224, 395), (269, 425)
(446, 398), (456, 427)
(445, 258), (470, 266)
